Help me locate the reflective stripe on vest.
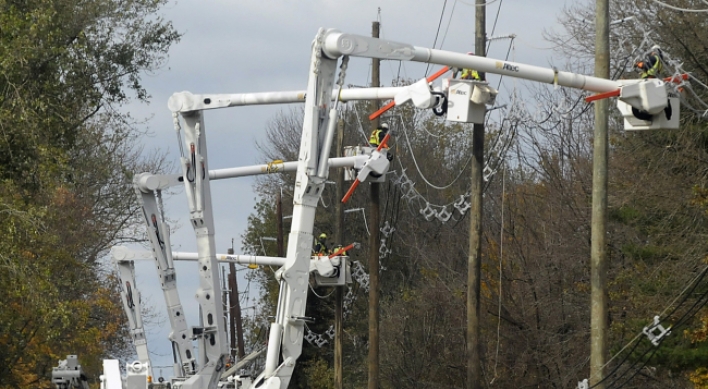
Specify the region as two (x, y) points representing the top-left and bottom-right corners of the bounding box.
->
(461, 69), (480, 80)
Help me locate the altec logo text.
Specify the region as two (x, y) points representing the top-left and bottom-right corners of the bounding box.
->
(495, 61), (519, 72)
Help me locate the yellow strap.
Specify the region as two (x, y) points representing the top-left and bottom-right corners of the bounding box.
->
(266, 160), (284, 173)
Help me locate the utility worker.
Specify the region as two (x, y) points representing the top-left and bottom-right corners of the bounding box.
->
(460, 52), (481, 81)
(369, 123), (389, 148)
(313, 233), (328, 256)
(636, 46), (664, 79)
(633, 45), (672, 120)
(368, 123), (394, 169)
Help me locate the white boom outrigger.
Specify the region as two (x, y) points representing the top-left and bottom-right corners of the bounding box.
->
(117, 27), (679, 389)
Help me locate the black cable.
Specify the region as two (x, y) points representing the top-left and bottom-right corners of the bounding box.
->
(660, 265), (708, 321)
(671, 286), (708, 329)
(591, 267), (708, 389)
(424, 0), (448, 77)
(486, 0), (505, 54)
(589, 335), (644, 389)
(605, 344), (660, 389)
(439, 0), (458, 50)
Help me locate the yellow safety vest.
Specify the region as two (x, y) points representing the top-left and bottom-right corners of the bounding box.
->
(314, 242), (328, 256)
(369, 129), (383, 147)
(640, 53), (663, 79)
(461, 69), (480, 81)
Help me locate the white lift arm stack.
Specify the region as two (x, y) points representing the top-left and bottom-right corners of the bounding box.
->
(169, 108), (230, 389)
(251, 28), (346, 389)
(133, 179), (198, 380)
(113, 253), (151, 366)
(112, 251), (153, 387)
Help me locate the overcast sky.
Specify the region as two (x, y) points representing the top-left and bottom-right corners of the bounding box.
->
(122, 0), (575, 379)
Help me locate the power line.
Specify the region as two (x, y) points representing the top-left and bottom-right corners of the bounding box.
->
(424, 0), (448, 77)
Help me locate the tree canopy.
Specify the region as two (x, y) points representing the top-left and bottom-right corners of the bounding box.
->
(0, 0), (178, 387)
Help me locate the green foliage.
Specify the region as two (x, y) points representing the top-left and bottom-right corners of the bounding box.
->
(610, 205), (641, 224)
(0, 0), (178, 387)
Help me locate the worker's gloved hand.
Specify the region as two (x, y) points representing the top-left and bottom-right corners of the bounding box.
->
(387, 153), (393, 162)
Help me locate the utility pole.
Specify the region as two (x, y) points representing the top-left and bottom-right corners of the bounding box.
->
(467, 1), (485, 388)
(368, 20), (381, 389)
(334, 119), (345, 389)
(228, 243), (246, 359)
(590, 0), (609, 386)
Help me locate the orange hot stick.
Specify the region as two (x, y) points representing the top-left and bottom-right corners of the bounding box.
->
(585, 89), (620, 103)
(329, 243), (356, 258)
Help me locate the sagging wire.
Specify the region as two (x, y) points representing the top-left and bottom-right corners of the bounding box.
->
(352, 103), (375, 144)
(398, 114), (472, 191)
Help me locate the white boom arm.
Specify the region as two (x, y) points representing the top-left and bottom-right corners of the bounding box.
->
(249, 28), (345, 389)
(171, 110), (230, 389)
(132, 181), (197, 379)
(111, 253), (153, 379)
(321, 30), (620, 93)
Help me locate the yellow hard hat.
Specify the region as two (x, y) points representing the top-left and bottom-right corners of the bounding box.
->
(318, 233), (327, 240)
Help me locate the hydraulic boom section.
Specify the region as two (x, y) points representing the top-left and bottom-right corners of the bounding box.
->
(133, 179), (197, 379)
(252, 28), (350, 389)
(112, 252), (153, 380)
(172, 110), (229, 389)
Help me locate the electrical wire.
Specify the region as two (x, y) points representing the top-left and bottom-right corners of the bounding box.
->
(658, 265), (708, 320)
(491, 167), (505, 382)
(308, 282), (336, 299)
(398, 114), (472, 190)
(485, 0), (504, 54)
(587, 265), (708, 388)
(352, 104), (375, 143)
(424, 0), (448, 77)
(439, 0), (458, 51)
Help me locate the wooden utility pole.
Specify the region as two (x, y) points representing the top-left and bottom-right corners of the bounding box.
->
(227, 251), (246, 359)
(467, 2), (486, 388)
(590, 0), (610, 386)
(368, 20), (381, 389)
(334, 119), (345, 389)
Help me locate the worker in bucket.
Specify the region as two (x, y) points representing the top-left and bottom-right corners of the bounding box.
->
(313, 233), (329, 256)
(369, 123), (389, 148)
(636, 45), (664, 79)
(633, 45), (672, 120)
(460, 52), (481, 81)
